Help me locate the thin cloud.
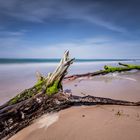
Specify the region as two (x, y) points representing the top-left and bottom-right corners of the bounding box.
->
(0, 36), (139, 59)
(0, 30), (26, 37)
(0, 0), (137, 32)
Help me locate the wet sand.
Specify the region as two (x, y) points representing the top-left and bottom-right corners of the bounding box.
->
(9, 71), (140, 140)
(64, 71), (140, 102)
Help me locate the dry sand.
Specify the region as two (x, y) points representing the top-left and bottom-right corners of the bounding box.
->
(10, 105), (140, 140)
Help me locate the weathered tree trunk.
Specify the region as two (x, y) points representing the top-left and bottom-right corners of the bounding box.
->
(0, 51), (74, 110)
(0, 51), (75, 139)
(0, 52), (140, 140)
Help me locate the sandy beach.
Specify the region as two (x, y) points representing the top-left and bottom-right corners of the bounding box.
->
(10, 72), (140, 140)
(0, 62), (140, 140)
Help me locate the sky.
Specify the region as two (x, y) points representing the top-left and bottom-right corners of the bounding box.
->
(0, 0), (140, 59)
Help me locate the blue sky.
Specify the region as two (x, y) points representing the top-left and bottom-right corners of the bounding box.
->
(0, 0), (140, 59)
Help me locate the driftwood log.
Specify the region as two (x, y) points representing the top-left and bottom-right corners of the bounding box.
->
(0, 51), (140, 140)
(65, 62), (140, 81)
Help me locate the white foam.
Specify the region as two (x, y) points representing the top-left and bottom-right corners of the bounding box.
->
(121, 77), (137, 82)
(108, 73), (137, 82)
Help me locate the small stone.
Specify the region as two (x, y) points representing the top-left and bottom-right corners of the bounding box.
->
(116, 110), (122, 116)
(82, 115), (85, 117)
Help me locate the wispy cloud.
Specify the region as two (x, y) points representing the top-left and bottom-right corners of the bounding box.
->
(0, 30), (26, 37)
(0, 0), (136, 33)
(0, 36), (139, 59)
(0, 29), (27, 49)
